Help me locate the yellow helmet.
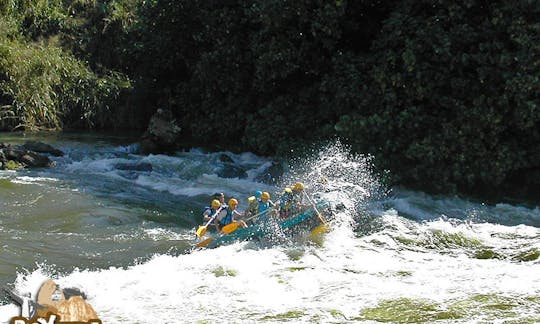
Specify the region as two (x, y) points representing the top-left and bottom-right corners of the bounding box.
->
(228, 198), (238, 208)
(248, 196), (256, 203)
(211, 199), (221, 209)
(293, 182), (304, 191)
(261, 191), (270, 201)
(284, 187), (292, 193)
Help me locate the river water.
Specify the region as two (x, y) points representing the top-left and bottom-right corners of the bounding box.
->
(0, 133), (538, 323)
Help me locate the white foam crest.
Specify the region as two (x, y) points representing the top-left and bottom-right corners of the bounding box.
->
(142, 228), (188, 241)
(140, 150), (273, 182)
(320, 213), (540, 306)
(134, 174), (193, 196)
(141, 153), (193, 167)
(466, 222), (540, 253)
(245, 161), (274, 181)
(11, 176), (59, 185)
(3, 220), (539, 323)
(0, 245), (368, 322)
(112, 143), (140, 154)
(0, 304), (19, 323)
(135, 173), (276, 202)
(64, 158), (118, 173)
(230, 151), (271, 165)
(371, 209), (540, 262)
(390, 188), (540, 226)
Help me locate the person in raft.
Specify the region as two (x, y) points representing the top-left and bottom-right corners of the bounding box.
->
(244, 191), (262, 218)
(256, 191), (276, 222)
(218, 198), (247, 230)
(202, 199), (227, 231)
(277, 187), (294, 218)
(290, 182), (308, 213)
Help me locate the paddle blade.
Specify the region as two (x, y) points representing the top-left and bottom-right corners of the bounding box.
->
(196, 225), (208, 238)
(221, 222), (240, 234)
(195, 237), (213, 248)
(310, 224), (330, 235)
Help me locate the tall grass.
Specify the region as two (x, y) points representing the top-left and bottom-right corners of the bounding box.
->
(0, 0), (132, 131)
(0, 16), (131, 131)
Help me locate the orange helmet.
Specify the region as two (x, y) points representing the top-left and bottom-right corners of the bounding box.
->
(261, 192), (270, 201)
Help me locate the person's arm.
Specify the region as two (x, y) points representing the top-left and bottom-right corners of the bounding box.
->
(233, 210), (247, 228)
(233, 210), (243, 220)
(202, 209), (212, 222)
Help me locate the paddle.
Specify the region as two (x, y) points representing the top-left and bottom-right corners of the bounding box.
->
(196, 206), (224, 238)
(221, 222), (242, 234)
(303, 191), (330, 233)
(195, 236), (215, 248)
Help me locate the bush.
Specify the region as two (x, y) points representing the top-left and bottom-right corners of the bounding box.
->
(0, 35), (131, 131)
(335, 0), (540, 194)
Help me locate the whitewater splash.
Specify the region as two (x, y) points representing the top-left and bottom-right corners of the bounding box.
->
(284, 142), (385, 227)
(1, 140), (539, 323)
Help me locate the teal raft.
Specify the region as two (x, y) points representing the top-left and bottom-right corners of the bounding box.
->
(195, 201), (330, 249)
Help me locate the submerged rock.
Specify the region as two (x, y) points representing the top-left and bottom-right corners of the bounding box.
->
(0, 141), (59, 170)
(19, 140), (64, 156)
(218, 153), (234, 163)
(255, 161), (285, 185)
(217, 163), (248, 179)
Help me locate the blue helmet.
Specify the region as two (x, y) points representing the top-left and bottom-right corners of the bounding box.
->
(255, 191), (262, 198)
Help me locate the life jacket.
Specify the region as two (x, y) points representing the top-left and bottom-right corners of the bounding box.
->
(258, 199), (271, 219)
(280, 192), (293, 212)
(219, 206), (233, 226)
(203, 206), (222, 220)
(203, 205), (217, 214)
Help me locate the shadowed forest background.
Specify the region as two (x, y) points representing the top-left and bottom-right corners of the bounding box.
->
(0, 0), (539, 202)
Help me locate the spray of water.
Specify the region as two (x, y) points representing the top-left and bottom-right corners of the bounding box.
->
(282, 141), (386, 229)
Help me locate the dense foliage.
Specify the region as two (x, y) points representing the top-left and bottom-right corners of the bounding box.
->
(334, 0), (540, 196)
(0, 0), (131, 130)
(0, 0), (539, 200)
